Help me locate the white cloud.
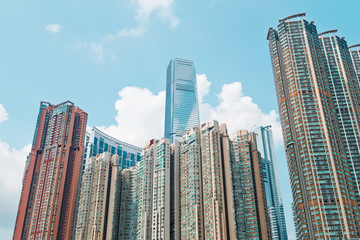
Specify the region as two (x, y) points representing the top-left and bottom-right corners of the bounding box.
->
(45, 24), (61, 33)
(0, 141), (31, 233)
(109, 0), (179, 39)
(0, 104), (8, 123)
(84, 0), (179, 61)
(196, 74), (211, 103)
(134, 0), (180, 29)
(199, 80), (282, 145)
(98, 87), (165, 147)
(100, 74), (282, 148)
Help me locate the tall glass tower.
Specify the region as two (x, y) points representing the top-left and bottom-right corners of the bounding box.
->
(254, 126), (287, 240)
(164, 58), (200, 143)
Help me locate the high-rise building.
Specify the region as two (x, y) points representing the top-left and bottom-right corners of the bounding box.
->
(349, 44), (360, 80)
(228, 129), (272, 239)
(137, 140), (156, 240)
(319, 31), (360, 198)
(179, 127), (204, 240)
(13, 101), (88, 240)
(118, 166), (138, 240)
(268, 13), (360, 238)
(137, 138), (179, 240)
(74, 152), (121, 240)
(83, 127), (142, 171)
(73, 127), (142, 237)
(200, 121), (228, 239)
(164, 58), (200, 143)
(254, 126), (288, 240)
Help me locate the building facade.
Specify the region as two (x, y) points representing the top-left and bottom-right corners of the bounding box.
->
(319, 31), (360, 200)
(74, 152), (121, 240)
(349, 44), (360, 80)
(136, 138), (178, 240)
(164, 58), (200, 143)
(179, 127), (204, 240)
(83, 127), (141, 171)
(13, 101), (88, 240)
(118, 166), (138, 240)
(254, 126), (288, 240)
(200, 121), (228, 239)
(229, 129), (272, 239)
(268, 13), (360, 238)
(137, 140), (156, 240)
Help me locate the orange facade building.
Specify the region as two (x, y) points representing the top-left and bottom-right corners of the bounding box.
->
(13, 101), (87, 240)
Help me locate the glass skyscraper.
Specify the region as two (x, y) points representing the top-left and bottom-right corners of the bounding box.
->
(164, 58), (200, 143)
(254, 126), (287, 240)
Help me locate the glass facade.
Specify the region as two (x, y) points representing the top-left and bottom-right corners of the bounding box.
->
(254, 126), (288, 240)
(83, 127), (142, 171)
(164, 58), (200, 143)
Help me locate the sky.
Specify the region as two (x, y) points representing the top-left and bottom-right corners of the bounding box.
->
(0, 0), (359, 238)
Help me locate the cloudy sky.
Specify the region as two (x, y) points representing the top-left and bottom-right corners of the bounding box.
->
(1, 0), (359, 238)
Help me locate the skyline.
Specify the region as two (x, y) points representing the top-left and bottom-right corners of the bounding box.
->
(1, 1), (360, 239)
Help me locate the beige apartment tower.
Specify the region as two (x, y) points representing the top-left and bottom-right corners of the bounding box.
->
(179, 127), (204, 240)
(74, 152), (121, 240)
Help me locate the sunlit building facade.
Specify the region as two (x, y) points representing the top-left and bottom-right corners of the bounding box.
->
(137, 138), (179, 240)
(179, 127), (204, 240)
(319, 31), (360, 200)
(268, 13), (360, 239)
(200, 121), (228, 239)
(14, 101), (88, 240)
(164, 58), (200, 143)
(74, 153), (121, 240)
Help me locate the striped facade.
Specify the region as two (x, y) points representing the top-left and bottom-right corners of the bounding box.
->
(268, 13), (360, 239)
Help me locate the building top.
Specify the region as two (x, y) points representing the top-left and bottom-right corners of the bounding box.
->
(91, 127), (142, 151)
(318, 29), (338, 36)
(172, 58), (194, 64)
(349, 44), (360, 49)
(201, 120), (219, 131)
(279, 13), (306, 23)
(54, 100), (74, 108)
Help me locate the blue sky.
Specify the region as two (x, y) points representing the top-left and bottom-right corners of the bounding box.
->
(0, 0), (359, 238)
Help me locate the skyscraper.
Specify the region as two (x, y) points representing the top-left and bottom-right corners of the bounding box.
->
(137, 140), (156, 240)
(254, 126), (287, 240)
(13, 101), (88, 240)
(74, 153), (121, 240)
(118, 166), (138, 240)
(319, 31), (360, 198)
(164, 58), (200, 143)
(228, 129), (272, 239)
(179, 127), (204, 240)
(200, 121), (228, 239)
(137, 138), (179, 240)
(349, 44), (360, 80)
(268, 13), (360, 239)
